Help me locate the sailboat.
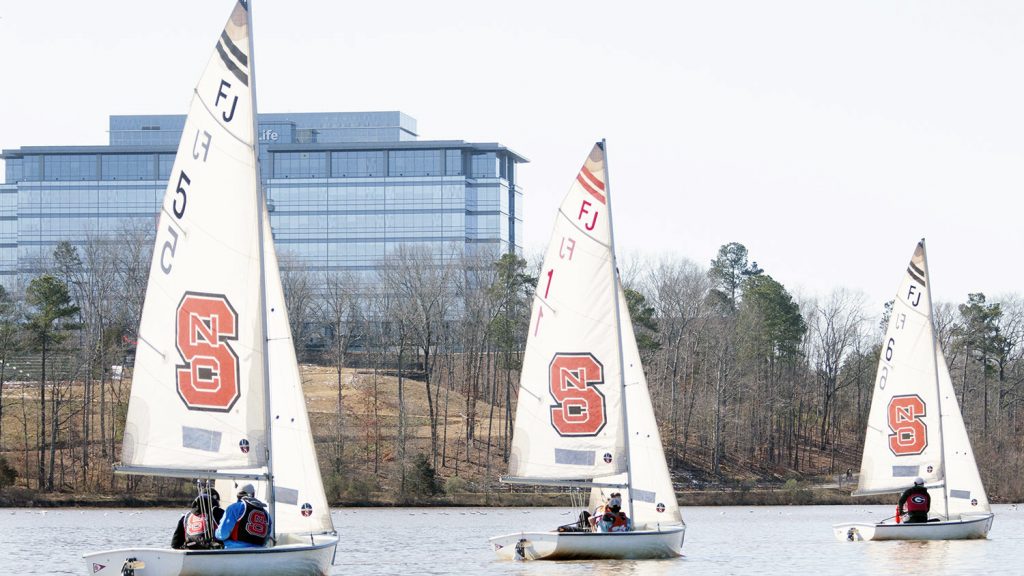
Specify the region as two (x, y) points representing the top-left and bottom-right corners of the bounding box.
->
(488, 143), (685, 560)
(83, 2), (339, 574)
(833, 239), (994, 542)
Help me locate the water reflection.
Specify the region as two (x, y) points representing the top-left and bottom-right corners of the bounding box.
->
(503, 558), (678, 576)
(864, 538), (992, 574)
(1, 505), (1020, 575)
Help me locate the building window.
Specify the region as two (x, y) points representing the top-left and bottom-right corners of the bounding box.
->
(445, 150), (463, 176)
(159, 154), (175, 180)
(4, 159), (23, 183)
(101, 154), (156, 180)
(388, 150), (442, 177)
(331, 151), (384, 177)
(471, 153), (498, 178)
(273, 152), (327, 178)
(44, 155), (98, 181)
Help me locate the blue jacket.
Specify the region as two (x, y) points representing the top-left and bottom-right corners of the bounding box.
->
(215, 498), (272, 548)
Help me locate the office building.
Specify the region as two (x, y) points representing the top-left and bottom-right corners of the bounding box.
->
(0, 112), (526, 288)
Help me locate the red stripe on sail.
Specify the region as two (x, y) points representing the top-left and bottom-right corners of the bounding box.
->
(577, 168), (606, 204)
(577, 173), (606, 204)
(580, 165), (605, 190)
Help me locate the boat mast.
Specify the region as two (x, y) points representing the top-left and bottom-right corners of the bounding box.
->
(245, 0), (277, 539)
(920, 238), (949, 521)
(600, 139), (635, 524)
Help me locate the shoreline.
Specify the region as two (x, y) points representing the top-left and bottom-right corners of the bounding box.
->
(0, 486), (902, 509)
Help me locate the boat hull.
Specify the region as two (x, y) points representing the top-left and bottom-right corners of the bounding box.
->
(489, 526), (685, 560)
(83, 533), (338, 576)
(832, 513), (994, 542)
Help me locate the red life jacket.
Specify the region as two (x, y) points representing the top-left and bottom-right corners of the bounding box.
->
(906, 490), (930, 514)
(229, 497), (271, 545)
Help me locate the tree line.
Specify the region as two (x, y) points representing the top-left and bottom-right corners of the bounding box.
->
(1, 234), (1022, 502)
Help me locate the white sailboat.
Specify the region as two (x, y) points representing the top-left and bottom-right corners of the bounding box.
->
(83, 2), (338, 574)
(833, 239), (994, 542)
(489, 143), (685, 560)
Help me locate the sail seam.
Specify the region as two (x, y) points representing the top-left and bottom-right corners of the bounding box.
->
(556, 208), (612, 248)
(194, 89), (252, 148)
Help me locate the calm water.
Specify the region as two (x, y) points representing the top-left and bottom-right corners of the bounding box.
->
(1, 504), (1020, 575)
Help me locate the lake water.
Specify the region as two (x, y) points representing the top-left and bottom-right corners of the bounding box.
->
(1, 504), (1020, 575)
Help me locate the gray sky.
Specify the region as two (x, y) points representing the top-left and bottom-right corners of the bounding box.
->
(1, 1), (1021, 310)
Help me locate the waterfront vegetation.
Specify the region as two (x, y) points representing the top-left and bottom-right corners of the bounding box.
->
(0, 238), (1022, 506)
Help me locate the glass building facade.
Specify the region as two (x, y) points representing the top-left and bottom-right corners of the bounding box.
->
(0, 112), (526, 288)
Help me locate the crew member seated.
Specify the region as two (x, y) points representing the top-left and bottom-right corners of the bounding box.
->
(593, 492), (631, 532)
(897, 477), (931, 524)
(171, 490), (224, 550)
(215, 484), (273, 548)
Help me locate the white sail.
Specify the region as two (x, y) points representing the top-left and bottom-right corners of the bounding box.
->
(219, 211), (334, 534)
(506, 144), (627, 482)
(589, 286), (683, 529)
(855, 242), (941, 494)
(936, 345), (990, 516)
(854, 240), (989, 520)
(121, 2), (267, 474)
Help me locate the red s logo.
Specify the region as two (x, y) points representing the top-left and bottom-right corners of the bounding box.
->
(549, 353), (607, 436)
(176, 292), (240, 412)
(888, 394), (927, 456)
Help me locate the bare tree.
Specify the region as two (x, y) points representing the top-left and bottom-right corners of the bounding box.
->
(378, 245), (459, 466)
(316, 270), (359, 471)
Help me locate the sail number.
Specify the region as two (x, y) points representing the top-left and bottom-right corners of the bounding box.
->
(887, 394), (927, 456)
(175, 292), (241, 412)
(549, 353), (607, 437)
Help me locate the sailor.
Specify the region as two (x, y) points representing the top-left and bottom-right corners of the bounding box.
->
(595, 492), (631, 532)
(215, 484), (273, 548)
(171, 490), (224, 549)
(897, 477), (931, 523)
(610, 511), (633, 532)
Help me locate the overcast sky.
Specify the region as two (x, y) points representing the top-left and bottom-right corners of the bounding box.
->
(1, 1), (1021, 311)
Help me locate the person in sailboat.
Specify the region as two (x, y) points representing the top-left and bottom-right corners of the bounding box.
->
(171, 489), (224, 550)
(215, 484), (273, 548)
(897, 477), (931, 523)
(594, 492), (631, 532)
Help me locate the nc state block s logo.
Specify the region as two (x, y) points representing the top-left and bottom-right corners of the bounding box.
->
(549, 353), (607, 436)
(175, 292), (240, 412)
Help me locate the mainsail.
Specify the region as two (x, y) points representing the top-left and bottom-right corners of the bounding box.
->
(506, 144), (627, 483)
(121, 2), (267, 476)
(853, 240), (989, 519)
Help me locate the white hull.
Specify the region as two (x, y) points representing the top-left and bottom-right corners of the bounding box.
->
(832, 513), (994, 542)
(489, 526), (685, 561)
(83, 533), (338, 576)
